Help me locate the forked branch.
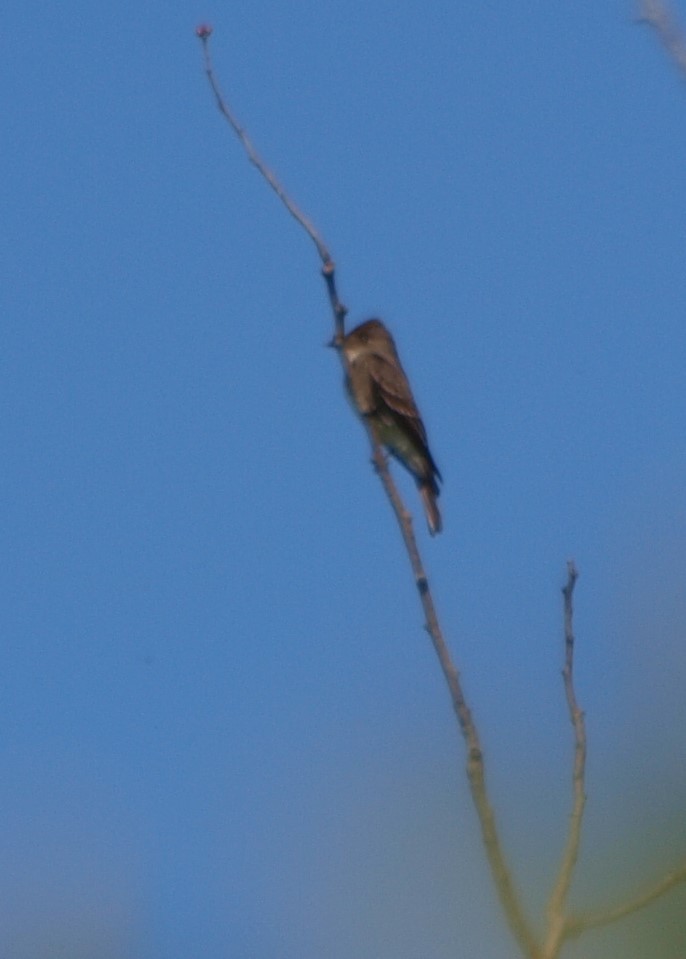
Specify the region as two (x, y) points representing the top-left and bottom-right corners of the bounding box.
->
(197, 26), (536, 956)
(197, 28), (686, 957)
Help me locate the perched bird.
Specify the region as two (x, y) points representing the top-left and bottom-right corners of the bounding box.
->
(341, 318), (442, 534)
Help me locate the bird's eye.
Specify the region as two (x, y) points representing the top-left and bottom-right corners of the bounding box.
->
(360, 331), (368, 343)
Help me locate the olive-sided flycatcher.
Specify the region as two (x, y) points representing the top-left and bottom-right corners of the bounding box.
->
(341, 318), (442, 535)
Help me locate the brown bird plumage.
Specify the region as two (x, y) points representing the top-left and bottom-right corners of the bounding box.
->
(341, 318), (442, 534)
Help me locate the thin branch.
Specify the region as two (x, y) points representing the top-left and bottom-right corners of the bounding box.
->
(637, 0), (686, 77)
(563, 862), (686, 939)
(547, 562), (686, 949)
(197, 28), (330, 263)
(196, 25), (348, 339)
(541, 561), (586, 959)
(370, 442), (540, 959)
(198, 29), (538, 956)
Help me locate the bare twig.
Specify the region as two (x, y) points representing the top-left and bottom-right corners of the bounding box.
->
(564, 862), (686, 939)
(196, 25), (348, 339)
(637, 0), (686, 76)
(546, 562), (686, 951)
(541, 561), (586, 959)
(197, 28), (330, 263)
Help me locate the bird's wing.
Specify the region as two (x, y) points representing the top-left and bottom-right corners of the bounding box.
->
(369, 352), (429, 447)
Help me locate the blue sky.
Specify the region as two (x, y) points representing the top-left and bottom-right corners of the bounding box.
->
(2, 1), (686, 956)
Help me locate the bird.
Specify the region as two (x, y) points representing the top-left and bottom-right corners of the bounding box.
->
(340, 318), (442, 534)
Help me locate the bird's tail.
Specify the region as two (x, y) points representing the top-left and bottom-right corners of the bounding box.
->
(419, 482), (442, 536)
